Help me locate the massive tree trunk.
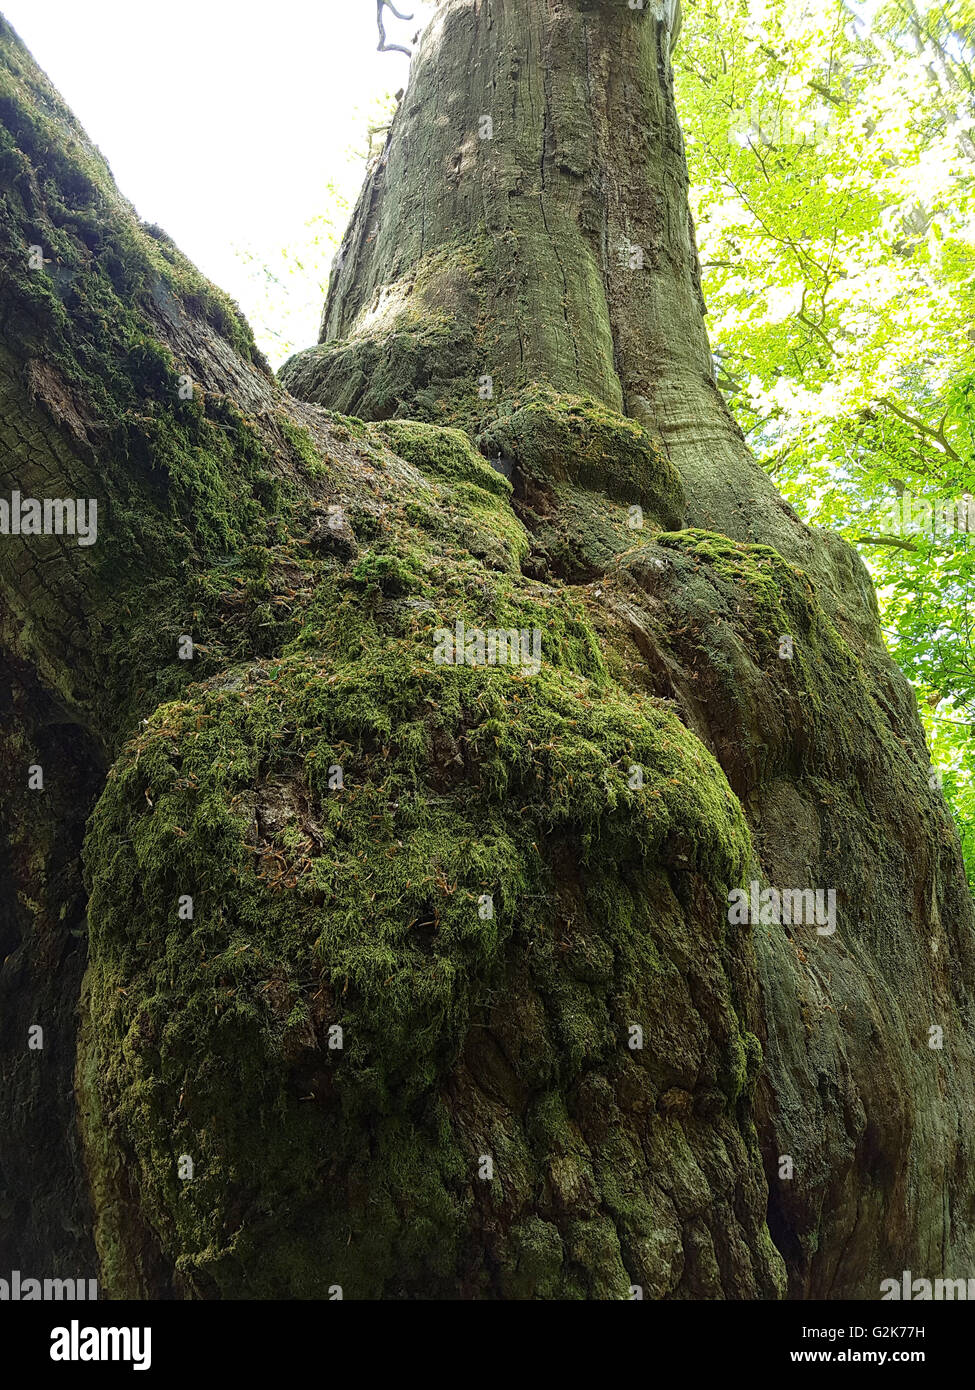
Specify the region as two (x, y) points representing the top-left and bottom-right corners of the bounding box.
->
(2, 0), (974, 1300)
(281, 0), (869, 613)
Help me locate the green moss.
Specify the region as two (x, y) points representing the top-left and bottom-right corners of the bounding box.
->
(644, 529), (866, 762)
(477, 386), (684, 526)
(79, 518), (763, 1297)
(743, 1032), (763, 1095)
(280, 417), (326, 477)
(0, 36), (263, 369)
(279, 240), (489, 426)
(369, 419), (511, 499)
(64, 324), (792, 1297)
(349, 549), (423, 596)
(498, 1216), (565, 1298)
(0, 25), (318, 738)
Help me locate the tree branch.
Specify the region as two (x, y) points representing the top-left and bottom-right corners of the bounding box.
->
(878, 395), (960, 461)
(855, 534), (920, 551)
(377, 0), (414, 57)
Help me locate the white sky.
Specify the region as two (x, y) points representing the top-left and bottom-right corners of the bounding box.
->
(3, 0), (435, 363)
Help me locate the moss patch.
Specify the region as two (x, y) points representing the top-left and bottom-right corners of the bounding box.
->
(477, 386), (684, 526)
(279, 241), (488, 426)
(79, 496), (783, 1299)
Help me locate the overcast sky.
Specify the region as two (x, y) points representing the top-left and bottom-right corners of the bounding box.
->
(3, 0), (435, 361)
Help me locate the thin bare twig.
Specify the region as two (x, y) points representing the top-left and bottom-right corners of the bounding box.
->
(377, 0), (414, 57)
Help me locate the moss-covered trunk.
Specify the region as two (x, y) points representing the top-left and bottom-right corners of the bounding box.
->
(2, 4), (974, 1301)
(281, 0), (866, 605)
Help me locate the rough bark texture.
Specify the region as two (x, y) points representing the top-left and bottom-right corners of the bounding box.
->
(1, 1), (974, 1301)
(281, 0), (870, 618)
(0, 655), (100, 1274)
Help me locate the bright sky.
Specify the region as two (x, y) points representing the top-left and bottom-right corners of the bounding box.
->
(3, 0), (435, 364)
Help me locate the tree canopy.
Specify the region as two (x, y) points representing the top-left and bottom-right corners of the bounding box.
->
(675, 0), (975, 884)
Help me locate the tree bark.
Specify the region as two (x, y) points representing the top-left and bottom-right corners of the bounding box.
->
(2, 4), (975, 1301)
(281, 0), (873, 617)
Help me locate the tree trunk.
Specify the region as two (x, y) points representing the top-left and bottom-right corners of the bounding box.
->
(3, 4), (975, 1300)
(281, 0), (871, 614)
